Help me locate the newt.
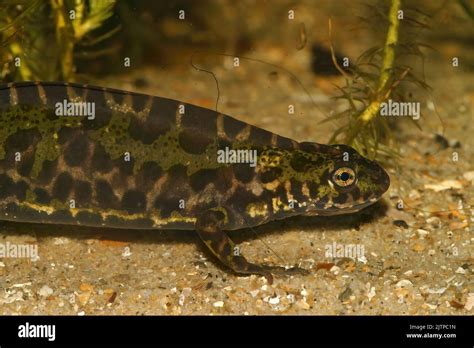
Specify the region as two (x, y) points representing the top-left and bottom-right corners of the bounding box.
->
(0, 81), (390, 283)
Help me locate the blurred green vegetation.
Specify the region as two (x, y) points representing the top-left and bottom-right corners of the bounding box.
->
(0, 0), (117, 81)
(0, 0), (233, 81)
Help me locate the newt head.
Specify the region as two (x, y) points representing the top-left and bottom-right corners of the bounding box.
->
(265, 142), (390, 217)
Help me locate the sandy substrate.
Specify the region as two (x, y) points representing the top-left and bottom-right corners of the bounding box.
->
(0, 51), (472, 315)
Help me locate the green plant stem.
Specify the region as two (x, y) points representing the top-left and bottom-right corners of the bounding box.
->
(51, 0), (75, 80)
(359, 0), (401, 124)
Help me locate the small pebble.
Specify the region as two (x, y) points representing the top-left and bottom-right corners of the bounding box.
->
(417, 229), (429, 237)
(465, 293), (474, 311)
(367, 286), (376, 301)
(425, 180), (462, 192)
(463, 171), (474, 182)
(396, 279), (413, 288)
(269, 296), (280, 305)
(249, 290), (259, 298)
(38, 285), (53, 297)
(423, 303), (437, 310)
(213, 301), (224, 308)
(408, 189), (421, 200)
(121, 247), (132, 258)
(295, 299), (310, 310)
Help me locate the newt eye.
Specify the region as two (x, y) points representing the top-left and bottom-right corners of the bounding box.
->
(332, 167), (356, 187)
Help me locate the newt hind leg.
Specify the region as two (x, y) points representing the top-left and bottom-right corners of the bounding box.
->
(195, 209), (309, 284)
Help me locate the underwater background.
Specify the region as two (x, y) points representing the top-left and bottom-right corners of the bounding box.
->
(0, 0), (472, 315)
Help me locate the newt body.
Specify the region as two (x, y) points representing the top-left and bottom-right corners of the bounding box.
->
(0, 81), (390, 282)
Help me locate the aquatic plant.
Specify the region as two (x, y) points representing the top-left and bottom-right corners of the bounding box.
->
(324, 0), (431, 163)
(0, 0), (117, 81)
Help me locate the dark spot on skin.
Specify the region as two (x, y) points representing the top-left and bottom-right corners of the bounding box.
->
(132, 94), (149, 112)
(233, 163), (255, 183)
(91, 144), (114, 173)
(276, 136), (296, 149)
(0, 89), (10, 107)
(43, 85), (69, 108)
(290, 179), (306, 202)
(319, 194), (329, 204)
(290, 152), (310, 172)
(228, 188), (259, 212)
(154, 164), (191, 218)
(223, 116), (247, 140)
(129, 116), (169, 144)
(70, 85), (87, 101)
(34, 188), (51, 204)
(147, 97), (178, 132)
(260, 167), (282, 183)
(52, 172), (74, 201)
(190, 167), (233, 193)
(116, 156), (134, 176)
(299, 142), (323, 153)
(213, 167), (234, 193)
(196, 210), (225, 233)
(181, 104), (217, 133)
(37, 159), (58, 185)
(190, 169), (218, 191)
(275, 185), (289, 203)
(135, 161), (163, 192)
(17, 151), (35, 177)
(332, 192), (348, 205)
(121, 190), (147, 214)
(50, 209), (73, 224)
(0, 174), (14, 198)
(82, 89), (111, 130)
(74, 180), (92, 206)
(14, 180), (28, 200)
(16, 85), (41, 106)
(249, 127), (273, 147)
(189, 200), (219, 216)
(178, 131), (213, 154)
(111, 91), (126, 105)
(350, 187), (361, 201)
(57, 127), (79, 145)
(95, 179), (119, 209)
(64, 135), (89, 167)
(179, 104), (217, 154)
(217, 239), (231, 256)
(86, 88), (107, 107)
(307, 181), (319, 198)
(5, 128), (42, 153)
(75, 211), (104, 226)
(217, 139), (232, 149)
(104, 215), (154, 229)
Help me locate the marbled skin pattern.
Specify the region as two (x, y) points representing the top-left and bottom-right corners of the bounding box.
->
(0, 81), (390, 282)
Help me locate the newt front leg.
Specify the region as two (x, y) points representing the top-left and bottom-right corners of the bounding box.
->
(196, 209), (309, 284)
